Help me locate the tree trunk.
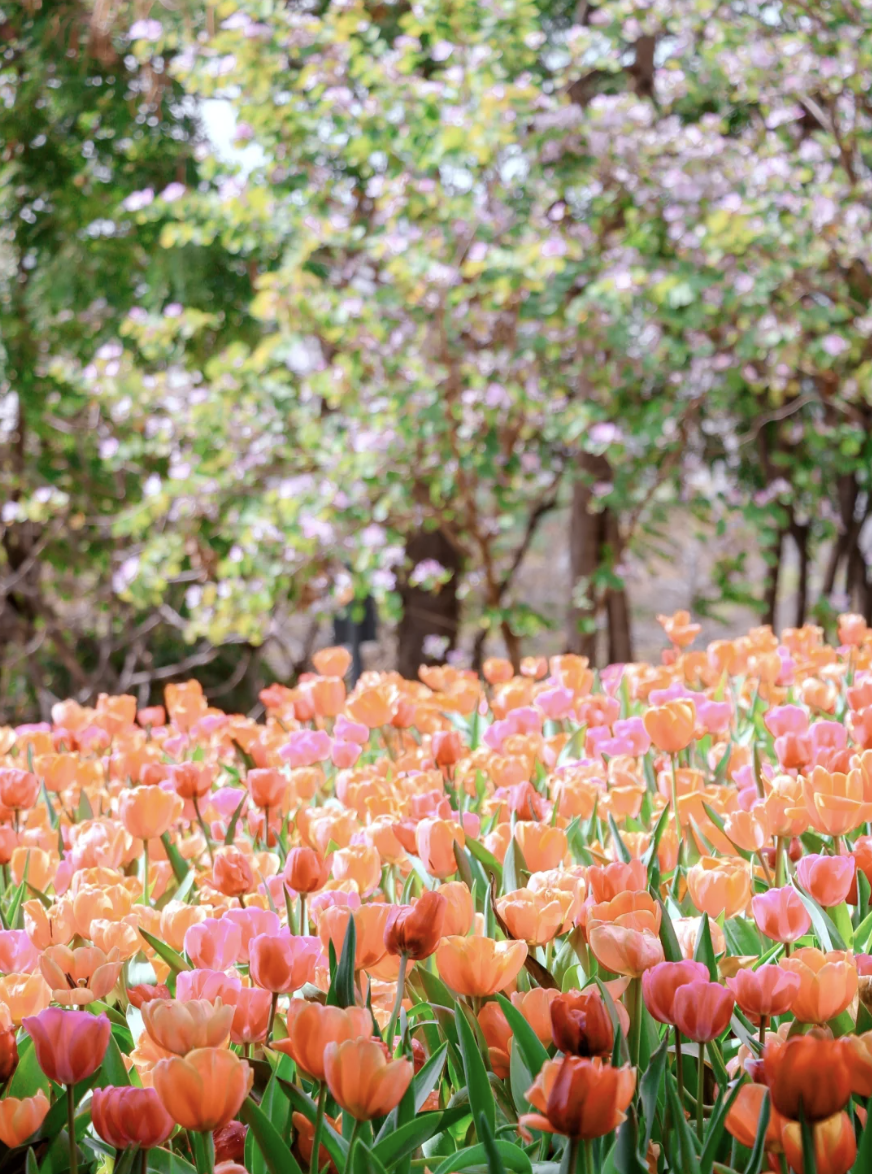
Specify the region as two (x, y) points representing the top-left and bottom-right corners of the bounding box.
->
(762, 529), (785, 628)
(567, 462), (605, 662)
(791, 523), (810, 627)
(396, 529), (463, 679)
(605, 512), (633, 662)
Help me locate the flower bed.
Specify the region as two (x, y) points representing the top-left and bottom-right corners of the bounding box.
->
(0, 618), (870, 1174)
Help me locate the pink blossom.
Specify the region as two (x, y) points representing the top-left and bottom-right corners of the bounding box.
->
(535, 686), (575, 721)
(764, 704), (808, 738)
(176, 969), (242, 1004)
(184, 918), (242, 971)
(279, 729), (332, 767)
(333, 715), (369, 745)
(331, 740), (361, 768)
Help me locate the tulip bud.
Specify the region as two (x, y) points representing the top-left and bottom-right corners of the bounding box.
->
(384, 891), (447, 960)
(0, 1027), (18, 1083)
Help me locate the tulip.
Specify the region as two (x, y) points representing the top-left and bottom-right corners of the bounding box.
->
(478, 1002), (512, 1079)
(168, 761), (214, 800)
(91, 1086), (175, 1149)
(0, 769), (39, 812)
(586, 890), (661, 936)
(751, 886), (812, 945)
(383, 890), (447, 1043)
(587, 925), (664, 978)
(0, 1091), (50, 1148)
(128, 983), (172, 1009)
(763, 1034), (853, 1121)
(415, 818), (464, 878)
(23, 1006), (110, 1086)
(119, 786), (183, 841)
(271, 1002), (373, 1082)
(686, 857), (751, 920)
(586, 859), (648, 902)
(512, 822), (568, 872)
(550, 989), (615, 1057)
(435, 936), (527, 997)
(230, 987), (273, 1046)
(795, 853), (855, 908)
(803, 766), (870, 837)
(726, 965), (800, 1026)
(39, 944), (123, 1006)
(247, 768), (288, 810)
(725, 1083), (785, 1150)
(312, 646), (352, 677)
(222, 907), (281, 964)
(0, 1024), (17, 1083)
(214, 1121), (247, 1165)
(318, 904), (390, 973)
(212, 847), (255, 898)
(324, 1037), (413, 1120)
(520, 1055), (636, 1139)
(642, 961), (710, 1025)
(843, 1031), (872, 1097)
(781, 1111), (856, 1174)
(671, 980), (734, 1042)
(283, 848), (329, 930)
(643, 700), (696, 753)
(153, 1047), (253, 1132)
(143, 998), (234, 1055)
(437, 882), (475, 936)
(176, 969), (242, 1006)
(511, 987), (561, 1045)
(497, 888), (567, 945)
(779, 948), (857, 1024)
(249, 933), (321, 995)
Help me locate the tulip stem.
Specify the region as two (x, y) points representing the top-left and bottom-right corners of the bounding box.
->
(299, 893), (308, 934)
(310, 1082), (327, 1174)
(629, 977), (642, 1070)
(670, 753), (683, 874)
(775, 837), (786, 887)
(385, 953), (408, 1050)
(267, 991), (279, 1042)
(348, 1119), (362, 1155)
(759, 1016), (767, 1048)
(757, 850), (772, 887)
(67, 1085), (77, 1174)
(140, 1149), (149, 1174)
(142, 838), (150, 907)
(674, 1025), (684, 1103)
(696, 1041), (705, 1139)
(193, 796), (214, 864)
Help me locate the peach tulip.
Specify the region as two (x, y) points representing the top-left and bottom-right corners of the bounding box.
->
(153, 1047), (253, 1132)
(436, 936), (527, 997)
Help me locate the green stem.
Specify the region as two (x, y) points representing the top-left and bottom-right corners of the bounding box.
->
(697, 1041), (705, 1140)
(347, 1119), (362, 1156)
(140, 1148), (149, 1174)
(579, 1138), (593, 1174)
(310, 1082), (327, 1174)
(759, 1016), (768, 1049)
(775, 836), (786, 888)
(670, 753), (683, 873)
(629, 977), (643, 1070)
(193, 795), (214, 864)
(142, 838), (150, 907)
(299, 893), (308, 934)
(267, 991), (279, 1042)
(67, 1085), (77, 1174)
(385, 953), (409, 1050)
(674, 1025), (684, 1104)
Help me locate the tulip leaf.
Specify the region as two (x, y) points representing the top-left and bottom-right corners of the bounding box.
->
(610, 1104), (648, 1174)
(509, 1036), (534, 1116)
(607, 814), (632, 864)
(664, 1068), (699, 1174)
(456, 1000), (496, 1138)
(640, 1033), (668, 1152)
(146, 1149), (197, 1174)
(224, 792), (248, 845)
(698, 1080), (741, 1174)
(502, 835), (528, 896)
(40, 782), (58, 829)
(495, 993), (549, 1077)
(654, 896), (683, 964)
(853, 1087), (872, 1172)
(239, 1095), (302, 1174)
(138, 927), (192, 972)
(722, 916), (762, 956)
(791, 879), (847, 951)
(4, 1037), (50, 1100)
(641, 804), (671, 869)
(453, 841), (475, 893)
(743, 1087), (771, 1174)
(25, 1150), (38, 1174)
(280, 1081), (349, 1165)
(76, 788), (94, 821)
(372, 1114), (446, 1167)
(431, 1140), (533, 1174)
(477, 1111), (510, 1174)
(326, 911), (356, 1008)
(413, 1040), (449, 1113)
(159, 832), (190, 884)
(466, 836), (503, 885)
(92, 1034), (130, 1088)
(854, 906), (872, 954)
(350, 1139), (389, 1174)
(693, 911), (719, 980)
(702, 802), (753, 862)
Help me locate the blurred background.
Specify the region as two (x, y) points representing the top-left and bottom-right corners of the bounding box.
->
(1, 0), (871, 721)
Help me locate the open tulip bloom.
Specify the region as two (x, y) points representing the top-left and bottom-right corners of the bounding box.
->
(4, 626), (872, 1174)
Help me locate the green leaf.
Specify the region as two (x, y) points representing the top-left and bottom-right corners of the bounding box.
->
(350, 1139), (389, 1174)
(502, 834), (529, 896)
(509, 1034), (534, 1116)
(40, 783), (58, 830)
(722, 916), (762, 956)
(664, 1068), (699, 1174)
(25, 1149), (39, 1174)
(744, 1087), (771, 1174)
(655, 896), (683, 964)
(413, 1041), (449, 1113)
(92, 1034), (130, 1088)
(477, 1111), (508, 1174)
(466, 836), (503, 885)
(698, 1080), (741, 1174)
(495, 993), (549, 1077)
(224, 793), (248, 845)
(607, 814), (632, 864)
(693, 911), (718, 980)
(147, 1149), (197, 1174)
(431, 1140), (533, 1174)
(453, 841), (475, 892)
(640, 1033), (668, 1152)
(372, 1114), (445, 1167)
(77, 789), (94, 821)
(326, 911), (356, 1008)
(5, 1037), (50, 1100)
(798, 1104), (818, 1174)
(280, 1082), (348, 1167)
(791, 880), (846, 951)
(160, 832), (190, 884)
(456, 1003), (496, 1138)
(138, 927), (192, 972)
(239, 1095), (302, 1174)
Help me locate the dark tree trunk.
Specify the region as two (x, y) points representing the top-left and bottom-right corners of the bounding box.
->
(567, 465), (603, 662)
(791, 523), (810, 627)
(762, 529), (785, 628)
(605, 511), (633, 661)
(396, 529), (463, 679)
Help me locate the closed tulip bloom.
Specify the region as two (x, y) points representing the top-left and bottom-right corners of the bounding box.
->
(0, 1091), (50, 1148)
(324, 1037), (413, 1120)
(642, 960), (710, 1025)
(23, 1007), (111, 1086)
(384, 890), (447, 959)
(0, 769), (39, 811)
(92, 1086), (175, 1149)
(143, 998), (234, 1055)
(521, 1056), (636, 1139)
(686, 857), (751, 920)
(588, 925), (664, 978)
(843, 1032), (872, 1097)
(153, 1047), (253, 1132)
(436, 936), (527, 997)
(497, 888), (566, 946)
(779, 948), (857, 1024)
(725, 1083), (785, 1150)
(512, 822), (568, 872)
(511, 987), (561, 1046)
(0, 1025), (18, 1083)
(213, 1121), (247, 1166)
(120, 786), (183, 841)
(249, 933), (321, 993)
(550, 989), (615, 1057)
(671, 980), (734, 1042)
(168, 761), (214, 800)
(272, 1002), (373, 1082)
(643, 700), (696, 754)
(230, 988), (273, 1045)
(763, 1034), (853, 1121)
(795, 854), (855, 908)
(416, 818), (464, 878)
(283, 847), (329, 894)
(184, 919), (243, 971)
(223, 907), (281, 965)
(176, 969), (242, 1006)
(432, 730), (464, 767)
(212, 847), (255, 898)
(437, 882), (475, 936)
(586, 859), (648, 902)
(586, 890), (661, 936)
(478, 1002), (512, 1079)
(726, 965), (801, 1024)
(128, 983), (172, 1009)
(781, 1111), (856, 1174)
(751, 887), (812, 944)
(0, 973), (51, 1024)
(312, 646), (352, 677)
(318, 905), (390, 973)
(247, 768), (288, 809)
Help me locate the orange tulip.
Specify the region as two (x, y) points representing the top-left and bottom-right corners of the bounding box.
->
(312, 646), (352, 678)
(511, 987), (560, 1046)
(247, 768), (288, 810)
(686, 857), (751, 919)
(725, 965), (800, 1025)
(384, 890), (447, 959)
(283, 848), (329, 894)
(229, 988), (272, 1046)
(642, 960), (710, 1025)
(843, 1031), (872, 1097)
(319, 904), (390, 973)
(725, 1083), (784, 1150)
(212, 847), (255, 898)
(671, 980), (734, 1042)
(642, 700), (696, 753)
(781, 1111), (856, 1174)
(795, 854), (855, 908)
(0, 974), (51, 1026)
(346, 687), (393, 729)
(249, 932), (321, 993)
(478, 1001), (512, 1079)
(119, 785), (183, 841)
(39, 945), (123, 1006)
(779, 948), (857, 1024)
(415, 818), (464, 879)
(520, 1056), (636, 1139)
(763, 1033), (853, 1121)
(497, 888), (567, 945)
(152, 1047), (253, 1132)
(0, 1091), (50, 1148)
(324, 1038), (413, 1120)
(143, 998), (234, 1055)
(803, 766), (871, 836)
(587, 925), (664, 978)
(272, 1002), (373, 1082)
(437, 882), (475, 936)
(331, 845), (382, 896)
(586, 891), (661, 936)
(91, 1086), (175, 1149)
(436, 936), (527, 997)
(512, 822), (568, 872)
(550, 988), (616, 1056)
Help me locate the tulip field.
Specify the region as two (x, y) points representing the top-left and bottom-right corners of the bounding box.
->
(2, 619), (872, 1174)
